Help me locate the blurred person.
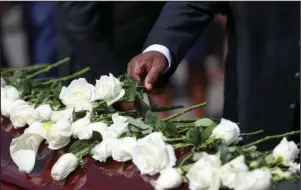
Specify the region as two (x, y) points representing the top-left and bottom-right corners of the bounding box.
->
(127, 2), (300, 148)
(56, 2), (165, 83)
(23, 2), (58, 77)
(184, 14), (226, 118)
(56, 2), (170, 114)
(0, 1), (11, 68)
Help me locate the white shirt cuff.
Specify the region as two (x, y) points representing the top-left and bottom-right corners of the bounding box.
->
(143, 44), (172, 72)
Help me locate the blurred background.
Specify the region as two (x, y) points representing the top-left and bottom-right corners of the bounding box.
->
(0, 2), (227, 119)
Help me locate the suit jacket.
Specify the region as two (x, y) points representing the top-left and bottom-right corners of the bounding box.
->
(56, 2), (165, 83)
(145, 2), (300, 148)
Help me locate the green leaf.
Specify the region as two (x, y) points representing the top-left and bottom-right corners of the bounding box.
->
(141, 126), (154, 135)
(145, 111), (158, 125)
(200, 125), (215, 143)
(72, 110), (87, 121)
(126, 116), (152, 130)
(142, 93), (150, 106)
(155, 117), (167, 131)
(219, 145), (230, 164)
(264, 154), (275, 165)
(164, 122), (179, 137)
(186, 128), (201, 146)
(196, 126), (204, 133)
(91, 131), (103, 142)
(9, 69), (24, 82)
(194, 118), (214, 127)
(134, 95), (150, 117)
(68, 139), (92, 155)
(127, 79), (139, 101)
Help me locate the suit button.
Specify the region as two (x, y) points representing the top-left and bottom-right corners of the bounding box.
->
(290, 103), (297, 110)
(295, 72), (300, 79)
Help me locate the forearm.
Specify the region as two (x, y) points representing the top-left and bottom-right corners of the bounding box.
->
(144, 2), (225, 66)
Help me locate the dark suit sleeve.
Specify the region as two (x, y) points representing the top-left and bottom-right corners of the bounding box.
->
(144, 2), (225, 66)
(56, 2), (122, 77)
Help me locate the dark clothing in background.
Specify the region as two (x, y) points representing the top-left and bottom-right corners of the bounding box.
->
(23, 2), (58, 77)
(145, 2), (300, 148)
(56, 2), (165, 83)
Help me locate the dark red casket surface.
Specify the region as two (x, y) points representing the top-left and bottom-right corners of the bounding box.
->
(1, 116), (300, 190)
(1, 116), (189, 190)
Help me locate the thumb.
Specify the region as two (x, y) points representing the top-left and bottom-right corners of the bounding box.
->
(144, 66), (161, 90)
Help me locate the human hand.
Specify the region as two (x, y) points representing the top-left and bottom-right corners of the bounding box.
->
(127, 51), (168, 90)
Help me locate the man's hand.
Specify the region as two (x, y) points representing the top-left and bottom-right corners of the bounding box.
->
(127, 51), (168, 90)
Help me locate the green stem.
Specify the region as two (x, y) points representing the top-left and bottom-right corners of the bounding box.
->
(242, 130), (301, 148)
(151, 105), (184, 112)
(42, 67), (90, 85)
(164, 102), (208, 121)
(176, 124), (195, 128)
(123, 85), (144, 88)
(179, 149), (195, 167)
(26, 57), (70, 79)
(240, 130), (264, 136)
(179, 128), (190, 133)
(74, 146), (91, 158)
(165, 136), (187, 142)
(1, 64), (49, 75)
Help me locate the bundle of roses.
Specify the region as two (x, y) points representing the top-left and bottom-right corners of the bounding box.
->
(1, 58), (300, 190)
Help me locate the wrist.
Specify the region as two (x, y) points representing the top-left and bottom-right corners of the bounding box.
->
(143, 44), (172, 73)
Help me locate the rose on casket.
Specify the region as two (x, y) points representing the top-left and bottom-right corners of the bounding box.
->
(2, 61), (300, 190)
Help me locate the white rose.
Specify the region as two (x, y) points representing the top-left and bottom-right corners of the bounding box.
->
(151, 168), (183, 190)
(35, 104), (52, 121)
(6, 99), (27, 118)
(2, 85), (20, 101)
(186, 152), (221, 190)
(210, 118), (240, 145)
(1, 77), (6, 87)
(71, 117), (91, 138)
(10, 103), (35, 128)
(1, 98), (14, 117)
(288, 162), (300, 174)
(51, 108), (74, 122)
(272, 138), (299, 165)
(46, 119), (72, 150)
(24, 120), (55, 139)
(80, 122), (109, 140)
(95, 73), (125, 106)
(74, 102), (93, 112)
(59, 78), (96, 110)
(26, 109), (41, 126)
(235, 167), (272, 190)
(111, 137), (137, 162)
(220, 155), (249, 189)
(10, 133), (44, 173)
(109, 113), (129, 137)
(51, 153), (78, 180)
(91, 139), (114, 162)
(132, 132), (177, 175)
